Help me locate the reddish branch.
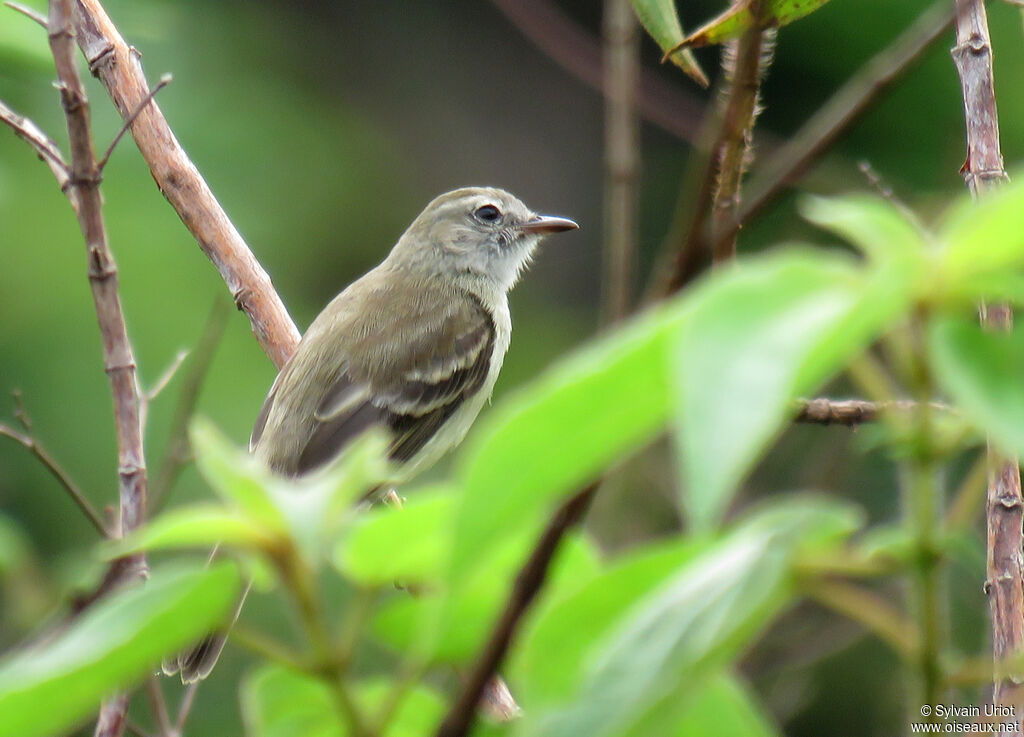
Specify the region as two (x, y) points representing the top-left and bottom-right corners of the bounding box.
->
(69, 0), (300, 369)
(951, 0), (1024, 721)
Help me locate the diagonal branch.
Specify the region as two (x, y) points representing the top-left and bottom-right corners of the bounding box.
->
(0, 419), (107, 536)
(0, 99), (74, 206)
(69, 0), (300, 369)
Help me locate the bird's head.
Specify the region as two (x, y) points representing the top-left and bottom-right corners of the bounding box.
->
(391, 187), (578, 292)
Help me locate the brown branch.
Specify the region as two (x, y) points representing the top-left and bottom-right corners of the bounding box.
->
(793, 398), (952, 426)
(4, 0), (46, 26)
(94, 693), (131, 737)
(0, 420), (107, 536)
(951, 0), (1023, 723)
(48, 1), (150, 735)
(601, 0), (640, 323)
(708, 4), (772, 265)
(794, 398), (889, 425)
(97, 72), (171, 171)
(49, 0), (146, 555)
(144, 678), (172, 737)
(0, 99), (74, 203)
(69, 0), (300, 369)
(435, 484), (597, 737)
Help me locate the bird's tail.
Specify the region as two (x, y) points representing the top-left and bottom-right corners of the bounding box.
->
(163, 579), (251, 683)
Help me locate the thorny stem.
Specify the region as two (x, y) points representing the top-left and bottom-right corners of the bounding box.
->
(709, 1), (772, 264)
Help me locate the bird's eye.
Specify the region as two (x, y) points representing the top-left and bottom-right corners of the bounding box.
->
(474, 204), (502, 224)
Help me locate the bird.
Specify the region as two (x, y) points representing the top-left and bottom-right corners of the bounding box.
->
(167, 187), (578, 682)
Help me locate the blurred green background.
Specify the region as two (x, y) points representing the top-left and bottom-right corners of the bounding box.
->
(1, 0), (1021, 734)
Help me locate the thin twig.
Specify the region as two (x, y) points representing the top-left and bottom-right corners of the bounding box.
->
(792, 397), (952, 426)
(149, 298), (230, 513)
(70, 0), (300, 368)
(0, 421), (107, 535)
(4, 0), (47, 26)
(98, 73), (171, 171)
(0, 98), (73, 202)
(138, 347), (189, 432)
(144, 678), (173, 737)
(601, 0), (640, 323)
(951, 0), (1024, 723)
(435, 484), (597, 737)
(123, 720), (156, 737)
(174, 682), (201, 735)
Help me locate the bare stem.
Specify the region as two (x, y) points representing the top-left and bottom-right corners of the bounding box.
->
(951, 0), (1024, 722)
(47, 1), (149, 734)
(70, 0), (300, 368)
(0, 421), (107, 535)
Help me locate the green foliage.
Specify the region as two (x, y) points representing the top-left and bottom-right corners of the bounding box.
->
(629, 0), (708, 86)
(670, 0), (835, 49)
(674, 251), (904, 528)
(929, 316), (1024, 457)
(12, 182), (1024, 737)
(513, 499), (857, 737)
(0, 562), (241, 737)
(450, 302), (687, 579)
(241, 665), (446, 737)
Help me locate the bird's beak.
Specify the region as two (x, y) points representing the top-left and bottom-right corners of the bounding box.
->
(519, 214), (579, 234)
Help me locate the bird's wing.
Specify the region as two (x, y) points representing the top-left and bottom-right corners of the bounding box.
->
(252, 291), (495, 476)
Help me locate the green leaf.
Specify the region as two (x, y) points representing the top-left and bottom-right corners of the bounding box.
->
(672, 0), (834, 49)
(516, 500), (847, 737)
(191, 418), (389, 566)
(242, 664), (342, 737)
(630, 0), (708, 86)
(107, 504), (280, 558)
(675, 251), (900, 530)
(799, 194), (927, 271)
(268, 430), (390, 565)
(450, 301), (689, 580)
(374, 533), (601, 664)
(928, 317), (1024, 457)
(623, 671), (781, 737)
(513, 538), (710, 711)
(241, 665), (446, 737)
(334, 485), (455, 586)
(190, 417), (286, 530)
(940, 177), (1024, 285)
(0, 561), (241, 737)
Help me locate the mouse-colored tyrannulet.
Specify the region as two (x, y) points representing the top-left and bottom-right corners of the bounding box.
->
(167, 187), (577, 682)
